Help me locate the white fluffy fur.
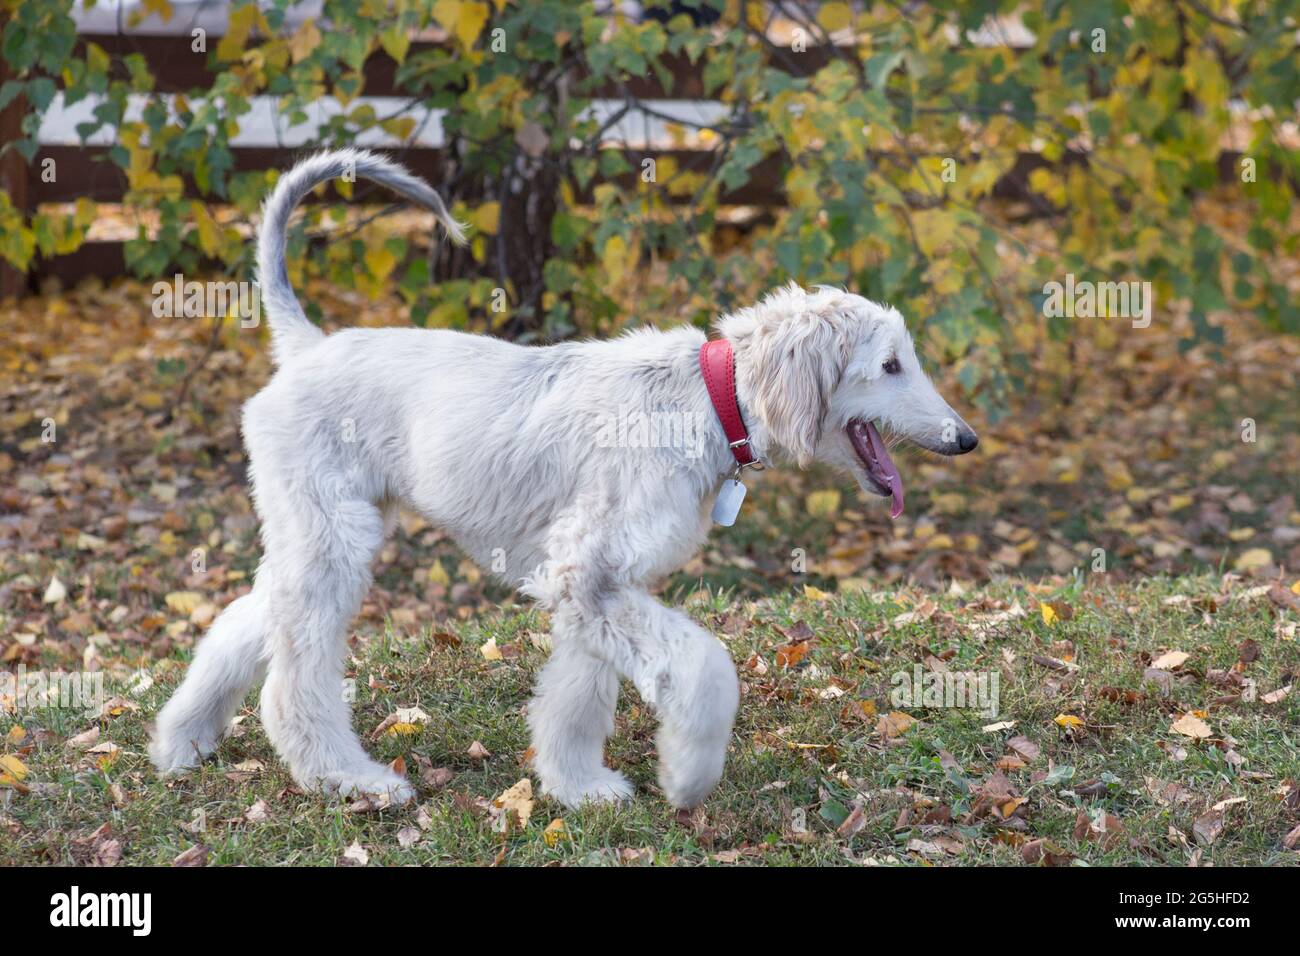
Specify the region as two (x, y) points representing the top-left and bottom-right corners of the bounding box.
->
(150, 150), (976, 809)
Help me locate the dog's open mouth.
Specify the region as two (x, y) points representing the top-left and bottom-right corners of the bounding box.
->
(847, 419), (905, 519)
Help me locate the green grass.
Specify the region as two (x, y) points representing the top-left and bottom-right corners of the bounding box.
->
(3, 574), (1298, 866)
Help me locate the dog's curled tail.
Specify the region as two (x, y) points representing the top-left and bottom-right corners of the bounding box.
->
(256, 148), (469, 365)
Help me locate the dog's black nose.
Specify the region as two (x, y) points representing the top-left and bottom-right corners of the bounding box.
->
(957, 431), (979, 453)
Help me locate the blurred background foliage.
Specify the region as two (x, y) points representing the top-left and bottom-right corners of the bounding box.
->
(1, 0), (1297, 417)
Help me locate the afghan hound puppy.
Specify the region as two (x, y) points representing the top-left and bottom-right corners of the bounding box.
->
(150, 149), (977, 808)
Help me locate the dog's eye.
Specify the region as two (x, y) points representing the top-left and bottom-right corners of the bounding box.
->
(882, 357), (902, 375)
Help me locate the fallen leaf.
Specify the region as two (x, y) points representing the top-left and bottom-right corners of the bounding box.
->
(164, 591), (205, 616)
(370, 707), (432, 739)
(172, 845), (209, 867)
(422, 766), (455, 789)
(776, 641), (810, 668)
(341, 841), (369, 866)
(836, 801), (867, 838)
(43, 575), (67, 604)
(491, 778), (534, 832)
(1233, 548), (1272, 572)
(1193, 810), (1224, 846)
(875, 711), (915, 738)
(67, 726), (100, 749)
(1170, 713), (1211, 739)
(1006, 736), (1041, 761)
(1261, 685), (1293, 705)
(1073, 809), (1126, 849)
(1151, 650), (1190, 670)
(543, 818), (569, 847)
(806, 489), (841, 517)
(1283, 823), (1300, 850)
(1021, 838), (1073, 866)
(0, 754), (30, 788)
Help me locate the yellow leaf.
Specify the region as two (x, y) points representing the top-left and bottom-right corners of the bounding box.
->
(192, 202), (221, 257)
(543, 818), (569, 847)
(164, 591), (204, 616)
(433, 0), (490, 50)
(379, 24), (411, 64)
(0, 754), (29, 786)
(1151, 650), (1190, 670)
(805, 489), (841, 517)
(480, 638), (503, 661)
(930, 492), (967, 514)
(816, 2), (852, 32)
(803, 584), (831, 602)
(1292, 580), (1300, 595)
(1170, 712), (1211, 739)
(1041, 603), (1058, 626)
(385, 722), (422, 737)
(601, 234), (629, 285)
(427, 562), (450, 586)
(470, 201), (500, 236)
(364, 245), (397, 283)
(289, 19), (322, 64)
(215, 3), (264, 62)
(910, 209), (956, 257)
(1054, 714), (1084, 729)
(1234, 548), (1272, 572)
(140, 0), (174, 22)
(6, 726), (25, 745)
(492, 778), (534, 830)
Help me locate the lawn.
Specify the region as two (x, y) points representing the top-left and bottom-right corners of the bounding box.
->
(3, 278), (1300, 866)
(3, 572), (1298, 866)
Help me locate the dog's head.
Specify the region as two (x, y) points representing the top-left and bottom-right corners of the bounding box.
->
(718, 283), (977, 517)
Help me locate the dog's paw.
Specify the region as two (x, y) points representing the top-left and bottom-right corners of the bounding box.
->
(304, 764), (418, 807)
(656, 745), (725, 810)
(149, 726), (220, 776)
(543, 768), (635, 809)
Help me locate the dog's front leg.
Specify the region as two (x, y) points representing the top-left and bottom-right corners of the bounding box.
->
(619, 592), (739, 809)
(540, 586), (738, 809)
(527, 623), (633, 808)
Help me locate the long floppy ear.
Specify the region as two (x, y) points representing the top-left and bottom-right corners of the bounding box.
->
(744, 309), (855, 467)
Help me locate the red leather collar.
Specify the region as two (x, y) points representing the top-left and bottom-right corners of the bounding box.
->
(699, 338), (759, 469)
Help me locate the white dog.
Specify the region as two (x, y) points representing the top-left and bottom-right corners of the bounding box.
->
(150, 149), (978, 809)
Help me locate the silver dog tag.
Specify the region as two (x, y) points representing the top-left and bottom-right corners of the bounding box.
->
(711, 478), (747, 526)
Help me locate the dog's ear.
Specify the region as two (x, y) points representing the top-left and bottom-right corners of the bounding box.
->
(743, 305), (856, 467)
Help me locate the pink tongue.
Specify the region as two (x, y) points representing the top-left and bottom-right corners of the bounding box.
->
(864, 421), (905, 519)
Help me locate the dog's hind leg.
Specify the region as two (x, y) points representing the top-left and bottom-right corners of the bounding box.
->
(528, 630), (632, 807)
(150, 585), (272, 774)
(257, 492), (414, 804)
